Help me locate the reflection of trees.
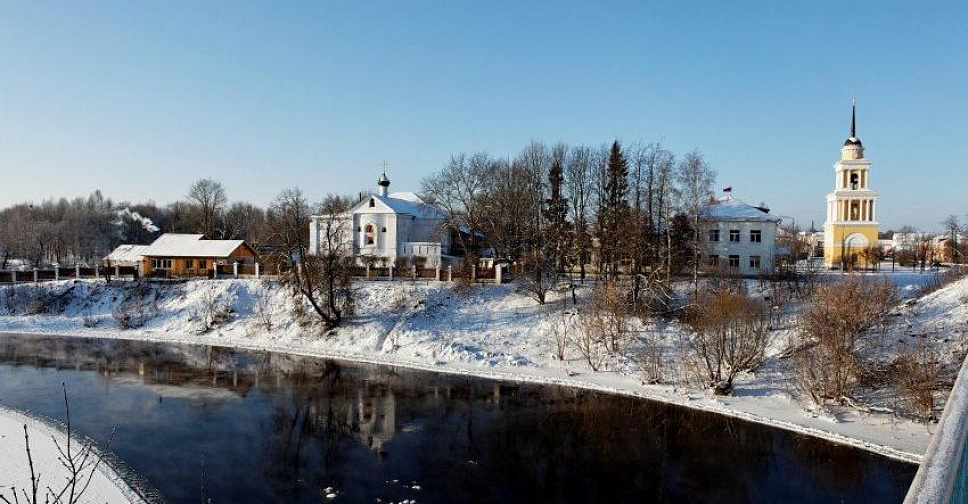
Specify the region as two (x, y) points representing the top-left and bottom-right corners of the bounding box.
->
(0, 334), (916, 504)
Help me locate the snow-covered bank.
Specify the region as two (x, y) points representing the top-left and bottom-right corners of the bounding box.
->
(1, 277), (967, 463)
(0, 406), (145, 504)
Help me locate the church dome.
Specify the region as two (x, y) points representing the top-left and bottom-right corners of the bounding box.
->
(378, 172), (390, 187)
(843, 136), (863, 147)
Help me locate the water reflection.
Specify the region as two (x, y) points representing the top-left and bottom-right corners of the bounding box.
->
(0, 334), (915, 504)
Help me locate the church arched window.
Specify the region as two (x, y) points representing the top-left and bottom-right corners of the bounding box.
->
(850, 173), (859, 190)
(364, 224), (375, 245)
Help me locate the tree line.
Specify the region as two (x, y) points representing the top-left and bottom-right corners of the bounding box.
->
(422, 139), (716, 302)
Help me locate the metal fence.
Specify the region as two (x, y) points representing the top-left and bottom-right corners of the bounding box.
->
(904, 352), (968, 504)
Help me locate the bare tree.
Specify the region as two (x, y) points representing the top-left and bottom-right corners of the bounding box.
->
(892, 340), (941, 423)
(942, 214), (963, 264)
(683, 287), (770, 395)
(268, 189), (354, 330)
(565, 145), (594, 282)
(675, 150), (716, 290)
(187, 178), (227, 239)
(793, 277), (898, 405)
(421, 152), (491, 257)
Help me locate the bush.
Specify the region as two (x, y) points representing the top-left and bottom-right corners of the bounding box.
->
(683, 287), (770, 395)
(793, 277), (898, 405)
(573, 282), (631, 371)
(891, 341), (941, 423)
(113, 283), (153, 329)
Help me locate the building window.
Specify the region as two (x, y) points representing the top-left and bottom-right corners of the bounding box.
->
(728, 255), (740, 268)
(708, 229), (720, 242)
(199, 260), (207, 269)
(364, 224), (375, 245)
(152, 259), (172, 270)
(708, 255), (719, 267)
(749, 255), (761, 269)
(729, 230), (741, 242)
(381, 226), (387, 233)
(750, 230), (762, 243)
(369, 198), (375, 208)
(185, 259), (194, 269)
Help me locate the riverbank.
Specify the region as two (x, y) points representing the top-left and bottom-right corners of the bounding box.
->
(1, 276), (966, 463)
(0, 406), (145, 504)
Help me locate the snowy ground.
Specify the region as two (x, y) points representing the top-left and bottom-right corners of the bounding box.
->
(0, 406), (145, 504)
(0, 272), (966, 464)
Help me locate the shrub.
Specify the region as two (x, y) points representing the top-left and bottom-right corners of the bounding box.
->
(891, 341), (941, 423)
(793, 276), (898, 405)
(683, 287), (770, 395)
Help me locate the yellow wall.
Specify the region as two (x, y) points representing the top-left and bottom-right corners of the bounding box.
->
(824, 223), (879, 267)
(142, 244), (257, 276)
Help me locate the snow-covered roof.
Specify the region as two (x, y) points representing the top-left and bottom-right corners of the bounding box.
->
(699, 195), (780, 223)
(105, 244), (149, 263)
(351, 191), (448, 219)
(140, 234), (248, 258)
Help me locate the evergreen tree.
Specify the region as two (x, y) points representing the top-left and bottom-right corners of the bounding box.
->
(597, 141), (631, 279)
(544, 156), (571, 272)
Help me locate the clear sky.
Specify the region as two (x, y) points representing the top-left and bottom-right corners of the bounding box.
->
(0, 1), (965, 231)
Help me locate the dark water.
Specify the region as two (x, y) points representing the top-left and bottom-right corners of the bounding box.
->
(0, 333), (915, 504)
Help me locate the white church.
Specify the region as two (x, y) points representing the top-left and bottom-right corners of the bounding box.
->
(309, 172), (459, 267)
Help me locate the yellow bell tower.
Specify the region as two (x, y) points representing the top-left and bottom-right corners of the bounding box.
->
(823, 100), (880, 269)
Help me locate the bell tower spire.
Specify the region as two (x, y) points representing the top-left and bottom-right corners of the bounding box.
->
(850, 97), (856, 139)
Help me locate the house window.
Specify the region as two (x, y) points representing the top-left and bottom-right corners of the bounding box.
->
(750, 230), (762, 243)
(749, 255), (761, 269)
(708, 255), (719, 267)
(728, 255), (740, 268)
(708, 229), (720, 242)
(152, 259), (172, 270)
(199, 260), (207, 269)
(729, 230), (741, 242)
(364, 224), (375, 245)
(185, 259), (194, 270)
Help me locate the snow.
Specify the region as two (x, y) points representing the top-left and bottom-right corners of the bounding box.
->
(105, 244), (149, 264)
(2, 276), (967, 464)
(0, 406), (145, 504)
(700, 195), (781, 222)
(139, 233), (244, 258)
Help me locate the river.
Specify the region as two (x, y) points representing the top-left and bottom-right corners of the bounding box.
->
(0, 333), (915, 503)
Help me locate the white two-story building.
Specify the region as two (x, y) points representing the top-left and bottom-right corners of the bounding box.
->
(698, 193), (782, 276)
(309, 173), (457, 267)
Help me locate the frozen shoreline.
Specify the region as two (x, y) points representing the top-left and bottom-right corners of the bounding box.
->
(2, 276), (966, 465)
(0, 405), (146, 504)
(1, 327), (926, 464)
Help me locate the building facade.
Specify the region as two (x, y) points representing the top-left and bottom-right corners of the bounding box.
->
(823, 102), (880, 269)
(138, 234), (257, 277)
(699, 194), (781, 276)
(309, 173), (456, 267)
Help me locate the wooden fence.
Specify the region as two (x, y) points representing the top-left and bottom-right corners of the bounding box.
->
(0, 262), (507, 285)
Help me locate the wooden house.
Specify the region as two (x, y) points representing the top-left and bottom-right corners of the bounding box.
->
(140, 234), (257, 277)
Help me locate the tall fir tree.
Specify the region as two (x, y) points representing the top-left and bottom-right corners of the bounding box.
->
(544, 156), (571, 272)
(598, 141), (631, 278)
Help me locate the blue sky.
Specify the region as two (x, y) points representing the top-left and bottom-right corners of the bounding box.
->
(0, 1), (965, 230)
